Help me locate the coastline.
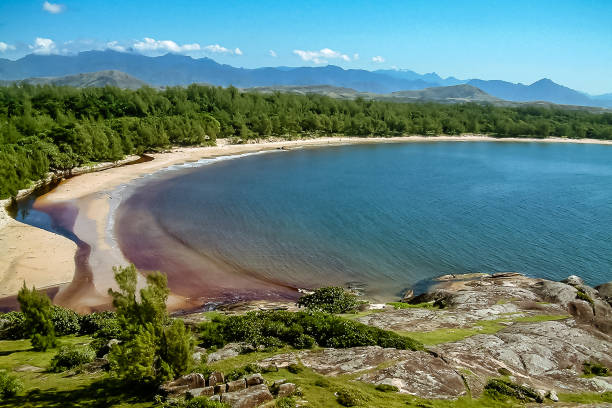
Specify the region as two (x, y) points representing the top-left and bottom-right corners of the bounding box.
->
(1, 134), (612, 312)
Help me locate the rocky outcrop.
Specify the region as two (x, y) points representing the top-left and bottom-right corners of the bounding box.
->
(220, 384), (273, 408)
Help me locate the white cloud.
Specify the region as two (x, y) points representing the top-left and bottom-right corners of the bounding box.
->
(133, 37), (201, 53)
(372, 55), (385, 63)
(106, 41), (126, 52)
(293, 48), (352, 64)
(269, 50), (277, 57)
(234, 48), (243, 55)
(42, 1), (65, 14)
(29, 37), (57, 55)
(353, 53), (359, 60)
(0, 42), (16, 52)
(204, 44), (232, 54)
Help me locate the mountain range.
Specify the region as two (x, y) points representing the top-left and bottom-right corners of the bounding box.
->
(1, 50), (611, 108)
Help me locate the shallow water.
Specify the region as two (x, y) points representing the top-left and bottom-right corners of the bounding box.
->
(115, 141), (612, 301)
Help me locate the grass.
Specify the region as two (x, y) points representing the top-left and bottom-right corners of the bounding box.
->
(206, 346), (294, 374)
(398, 314), (569, 346)
(387, 302), (438, 310)
(557, 391), (612, 404)
(0, 336), (156, 408)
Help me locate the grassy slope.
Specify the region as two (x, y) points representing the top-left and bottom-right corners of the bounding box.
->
(0, 312), (607, 407)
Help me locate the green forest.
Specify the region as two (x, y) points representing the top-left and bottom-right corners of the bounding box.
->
(1, 83), (612, 198)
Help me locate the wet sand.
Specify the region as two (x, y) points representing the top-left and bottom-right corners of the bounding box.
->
(1, 135), (612, 312)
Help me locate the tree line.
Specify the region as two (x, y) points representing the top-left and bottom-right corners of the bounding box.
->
(1, 83), (612, 198)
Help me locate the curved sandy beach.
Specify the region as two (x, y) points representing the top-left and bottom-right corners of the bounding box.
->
(1, 135), (612, 312)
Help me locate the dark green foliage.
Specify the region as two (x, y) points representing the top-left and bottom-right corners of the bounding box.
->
(79, 311), (118, 335)
(107, 264), (195, 385)
(336, 388), (368, 407)
(484, 378), (543, 403)
(225, 364), (258, 381)
(314, 378), (330, 388)
(0, 311), (26, 340)
(375, 384), (399, 392)
(297, 286), (359, 313)
(1, 84), (612, 199)
(198, 310), (422, 352)
(287, 364), (303, 374)
(17, 284), (56, 351)
(50, 306), (81, 336)
(161, 396), (228, 408)
(583, 361), (610, 377)
(49, 346), (95, 372)
(0, 370), (22, 399)
(275, 396), (297, 408)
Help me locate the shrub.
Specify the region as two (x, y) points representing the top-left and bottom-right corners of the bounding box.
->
(51, 306), (81, 336)
(49, 346), (95, 372)
(0, 370), (22, 399)
(185, 397), (227, 408)
(80, 311), (118, 335)
(198, 310), (422, 352)
(17, 284), (56, 351)
(576, 288), (594, 305)
(314, 378), (330, 388)
(287, 364), (302, 374)
(497, 367), (512, 376)
(375, 383), (399, 392)
(336, 388), (367, 407)
(0, 312), (26, 340)
(583, 361), (610, 377)
(275, 397), (296, 408)
(297, 287), (359, 313)
(484, 378), (543, 403)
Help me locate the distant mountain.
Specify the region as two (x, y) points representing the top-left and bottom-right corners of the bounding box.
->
(0, 70), (147, 89)
(375, 69), (465, 86)
(385, 84), (500, 103)
(0, 50), (610, 107)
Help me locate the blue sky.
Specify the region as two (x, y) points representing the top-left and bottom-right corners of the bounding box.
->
(1, 0), (611, 94)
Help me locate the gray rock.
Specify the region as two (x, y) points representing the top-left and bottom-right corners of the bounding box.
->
(214, 384), (227, 394)
(531, 280), (577, 308)
(208, 371), (225, 387)
(563, 275), (584, 286)
(277, 383), (297, 398)
(207, 343), (243, 363)
(227, 379), (247, 392)
(596, 282), (612, 299)
(245, 373), (265, 386)
(164, 372), (206, 391)
(548, 390), (559, 402)
(220, 384), (274, 408)
(187, 386), (214, 397)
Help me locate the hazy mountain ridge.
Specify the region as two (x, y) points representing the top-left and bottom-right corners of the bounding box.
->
(0, 70), (147, 89)
(1, 50), (611, 107)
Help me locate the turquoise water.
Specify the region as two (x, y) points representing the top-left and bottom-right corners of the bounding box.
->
(116, 141), (612, 301)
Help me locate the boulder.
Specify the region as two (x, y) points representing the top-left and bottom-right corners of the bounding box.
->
(207, 343), (244, 363)
(227, 379), (247, 392)
(187, 386), (214, 397)
(162, 372), (206, 395)
(531, 280), (577, 308)
(245, 373), (265, 386)
(214, 384), (227, 394)
(568, 300), (595, 321)
(596, 282), (612, 299)
(208, 371), (225, 387)
(220, 384), (274, 408)
(562, 275), (584, 286)
(277, 383), (297, 398)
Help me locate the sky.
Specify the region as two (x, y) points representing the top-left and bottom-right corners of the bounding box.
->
(0, 0), (611, 94)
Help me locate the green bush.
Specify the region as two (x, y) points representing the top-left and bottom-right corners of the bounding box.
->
(336, 388), (367, 407)
(375, 383), (399, 392)
(17, 284), (56, 351)
(185, 397), (227, 408)
(314, 378), (330, 388)
(80, 311), (118, 335)
(198, 310), (422, 352)
(484, 378), (543, 403)
(583, 361), (610, 377)
(576, 288), (594, 305)
(51, 306), (81, 336)
(0, 312), (26, 340)
(275, 396), (296, 408)
(287, 364), (303, 374)
(0, 370), (22, 399)
(49, 346), (95, 372)
(297, 287), (359, 313)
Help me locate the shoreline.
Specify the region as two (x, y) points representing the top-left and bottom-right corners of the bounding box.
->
(2, 134), (612, 311)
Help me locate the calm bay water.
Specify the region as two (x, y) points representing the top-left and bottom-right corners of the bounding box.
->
(116, 141), (612, 301)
